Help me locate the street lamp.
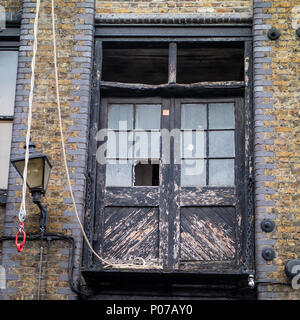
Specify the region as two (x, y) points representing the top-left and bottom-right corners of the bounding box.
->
(11, 140), (52, 231)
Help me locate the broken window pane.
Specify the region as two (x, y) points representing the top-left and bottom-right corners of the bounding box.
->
(106, 103), (162, 186)
(134, 162), (159, 186)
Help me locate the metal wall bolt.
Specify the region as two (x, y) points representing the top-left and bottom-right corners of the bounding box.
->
(267, 28), (281, 40)
(261, 219), (275, 233)
(262, 248), (276, 261)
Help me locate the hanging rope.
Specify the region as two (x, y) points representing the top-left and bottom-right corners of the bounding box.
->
(16, 0), (41, 251)
(50, 0), (161, 270)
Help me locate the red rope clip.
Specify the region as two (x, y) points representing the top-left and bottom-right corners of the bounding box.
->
(15, 222), (26, 252)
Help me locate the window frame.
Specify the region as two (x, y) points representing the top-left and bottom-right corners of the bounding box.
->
(83, 25), (254, 293)
(0, 22), (19, 205)
(103, 97), (165, 187)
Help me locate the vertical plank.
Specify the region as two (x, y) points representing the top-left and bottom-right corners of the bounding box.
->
(243, 40), (255, 272)
(159, 98), (171, 270)
(84, 40), (102, 269)
(95, 98), (108, 267)
(168, 42), (177, 84)
(171, 98), (181, 269)
(234, 97), (246, 270)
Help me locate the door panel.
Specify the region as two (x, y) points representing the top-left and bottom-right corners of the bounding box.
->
(102, 206), (159, 263)
(180, 206), (236, 262)
(179, 187), (236, 207)
(104, 187), (159, 207)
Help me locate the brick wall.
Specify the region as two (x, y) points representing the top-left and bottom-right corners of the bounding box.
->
(253, 0), (300, 300)
(96, 0), (252, 14)
(0, 0), (94, 300)
(2, 0), (22, 13)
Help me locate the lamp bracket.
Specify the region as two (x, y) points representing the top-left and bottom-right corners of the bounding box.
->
(31, 191), (48, 231)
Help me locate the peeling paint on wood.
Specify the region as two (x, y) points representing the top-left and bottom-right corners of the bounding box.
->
(180, 207), (236, 262)
(102, 207), (159, 263)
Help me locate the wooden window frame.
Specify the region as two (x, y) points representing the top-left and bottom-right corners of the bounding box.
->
(83, 25), (254, 297)
(0, 24), (19, 205)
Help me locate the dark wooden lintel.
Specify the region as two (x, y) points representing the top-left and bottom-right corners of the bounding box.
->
(100, 81), (245, 97)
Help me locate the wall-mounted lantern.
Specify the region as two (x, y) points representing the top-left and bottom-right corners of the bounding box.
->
(11, 140), (52, 231)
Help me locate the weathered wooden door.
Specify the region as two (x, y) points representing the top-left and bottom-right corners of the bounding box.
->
(96, 97), (171, 269)
(95, 96), (245, 272)
(171, 97), (245, 272)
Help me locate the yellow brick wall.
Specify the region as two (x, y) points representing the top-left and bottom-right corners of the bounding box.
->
(96, 0), (252, 14)
(2, 0), (22, 13)
(1, 0), (93, 300)
(256, 0), (300, 299)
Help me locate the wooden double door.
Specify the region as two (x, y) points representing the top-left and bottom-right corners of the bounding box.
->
(94, 96), (247, 273)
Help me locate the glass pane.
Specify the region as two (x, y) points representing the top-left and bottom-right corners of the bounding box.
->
(15, 156), (44, 189)
(209, 159), (234, 186)
(209, 131), (235, 158)
(0, 51), (18, 116)
(181, 104), (207, 129)
(134, 131), (160, 159)
(209, 103), (235, 129)
(108, 104), (133, 130)
(0, 122), (12, 188)
(106, 161), (132, 187)
(181, 130), (206, 158)
(107, 131), (133, 159)
(135, 104), (161, 130)
(43, 159), (51, 191)
(181, 159), (206, 186)
(27, 158), (44, 188)
(150, 132), (161, 159)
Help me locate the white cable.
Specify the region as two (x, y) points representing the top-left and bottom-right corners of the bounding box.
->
(19, 0), (41, 223)
(50, 0), (161, 270)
